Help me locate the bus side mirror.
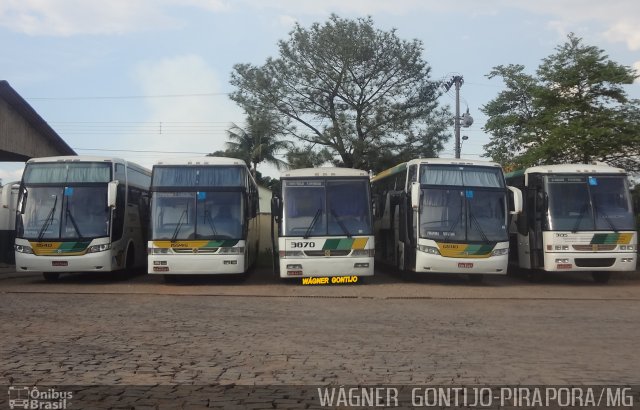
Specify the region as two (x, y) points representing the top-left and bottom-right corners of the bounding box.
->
(271, 195), (281, 223)
(410, 182), (420, 210)
(107, 181), (119, 208)
(18, 186), (27, 214)
(508, 186), (523, 215)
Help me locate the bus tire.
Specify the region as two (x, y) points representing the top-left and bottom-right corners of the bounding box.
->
(592, 271), (611, 284)
(43, 272), (60, 281)
(125, 243), (135, 271)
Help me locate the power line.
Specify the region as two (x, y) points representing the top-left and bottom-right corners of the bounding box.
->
(73, 148), (211, 154)
(28, 92), (230, 101)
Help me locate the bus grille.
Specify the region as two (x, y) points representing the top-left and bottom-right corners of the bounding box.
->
(572, 244), (616, 251)
(574, 258), (615, 268)
(172, 248), (219, 254)
(304, 250), (351, 257)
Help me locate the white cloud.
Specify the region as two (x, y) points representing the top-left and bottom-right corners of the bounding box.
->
(276, 15), (298, 29)
(130, 54), (244, 168)
(634, 62), (640, 83)
(0, 165), (24, 184)
(604, 21), (640, 51)
(2, 0), (639, 54)
(0, 0), (227, 36)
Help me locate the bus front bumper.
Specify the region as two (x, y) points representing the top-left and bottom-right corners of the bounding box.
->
(415, 252), (508, 275)
(543, 252), (637, 272)
(148, 254), (246, 275)
(279, 257), (374, 278)
(15, 251), (116, 272)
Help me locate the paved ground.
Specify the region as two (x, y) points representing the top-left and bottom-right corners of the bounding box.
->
(1, 267), (639, 408)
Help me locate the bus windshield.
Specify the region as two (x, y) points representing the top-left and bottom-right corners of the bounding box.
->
(23, 162), (111, 184)
(282, 179), (372, 237)
(18, 186), (110, 240)
(545, 175), (635, 231)
(419, 188), (507, 242)
(418, 164), (507, 242)
(152, 191), (243, 240)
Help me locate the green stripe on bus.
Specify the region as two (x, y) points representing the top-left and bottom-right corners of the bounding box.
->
(59, 241), (91, 252)
(323, 238), (354, 250)
(465, 244), (494, 255)
(591, 233), (618, 244)
(205, 240), (239, 247)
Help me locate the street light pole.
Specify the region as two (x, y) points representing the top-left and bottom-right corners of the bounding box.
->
(454, 78), (462, 158)
(444, 75), (465, 158)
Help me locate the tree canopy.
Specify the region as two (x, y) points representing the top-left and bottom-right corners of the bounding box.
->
(230, 14), (450, 173)
(482, 33), (640, 173)
(209, 110), (289, 176)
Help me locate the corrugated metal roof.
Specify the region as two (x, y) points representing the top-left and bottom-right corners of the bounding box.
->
(0, 80), (75, 160)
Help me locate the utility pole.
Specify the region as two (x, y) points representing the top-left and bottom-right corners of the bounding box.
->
(444, 75), (472, 158)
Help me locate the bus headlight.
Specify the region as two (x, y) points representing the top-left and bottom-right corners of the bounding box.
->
(351, 249), (375, 257)
(150, 248), (169, 254)
(87, 244), (111, 253)
(279, 250), (304, 258)
(620, 245), (636, 251)
(15, 244), (34, 254)
(491, 248), (509, 256)
(219, 247), (244, 255)
(418, 245), (440, 255)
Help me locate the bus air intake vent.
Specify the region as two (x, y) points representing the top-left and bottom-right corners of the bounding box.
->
(574, 258), (615, 268)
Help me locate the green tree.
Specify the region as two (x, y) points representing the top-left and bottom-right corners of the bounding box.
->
(230, 14), (450, 173)
(286, 145), (332, 169)
(209, 110), (289, 176)
(482, 33), (640, 173)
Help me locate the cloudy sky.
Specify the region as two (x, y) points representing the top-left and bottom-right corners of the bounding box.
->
(1, 0), (639, 182)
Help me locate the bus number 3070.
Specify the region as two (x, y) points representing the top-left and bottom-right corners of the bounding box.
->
(291, 242), (316, 248)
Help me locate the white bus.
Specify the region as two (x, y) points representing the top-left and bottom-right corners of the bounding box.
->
(14, 156), (151, 281)
(1, 180), (19, 265)
(147, 157), (259, 278)
(505, 163), (637, 283)
(271, 168), (374, 279)
(371, 158), (521, 281)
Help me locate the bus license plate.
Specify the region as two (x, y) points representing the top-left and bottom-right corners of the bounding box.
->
(52, 261), (68, 267)
(458, 262), (473, 268)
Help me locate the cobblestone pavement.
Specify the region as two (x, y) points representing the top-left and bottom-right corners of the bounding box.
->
(0, 268), (639, 408)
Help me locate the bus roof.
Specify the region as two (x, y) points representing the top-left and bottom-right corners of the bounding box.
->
(281, 167), (369, 178)
(407, 158), (501, 168)
(154, 157), (246, 166)
(26, 155), (127, 164)
(25, 155), (150, 175)
(372, 158), (501, 182)
(508, 163), (626, 177)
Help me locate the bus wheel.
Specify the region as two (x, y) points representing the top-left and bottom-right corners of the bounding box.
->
(592, 271), (611, 284)
(43, 272), (60, 281)
(467, 274), (484, 284)
(125, 244), (135, 270)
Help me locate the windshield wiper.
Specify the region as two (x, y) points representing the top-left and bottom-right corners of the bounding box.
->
(65, 208), (83, 239)
(571, 203), (589, 233)
(37, 195), (58, 241)
(593, 205), (618, 232)
(446, 196), (465, 237)
(204, 210), (218, 237)
(468, 209), (489, 242)
(330, 209), (352, 238)
(64, 195), (83, 239)
(304, 208), (322, 239)
(171, 210), (187, 241)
